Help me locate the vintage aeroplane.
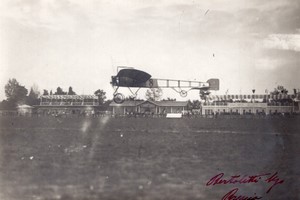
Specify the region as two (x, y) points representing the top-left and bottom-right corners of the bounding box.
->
(111, 67), (219, 103)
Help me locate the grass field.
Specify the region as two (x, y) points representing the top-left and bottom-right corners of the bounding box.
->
(0, 116), (299, 200)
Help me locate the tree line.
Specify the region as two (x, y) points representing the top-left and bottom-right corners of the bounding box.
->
(0, 78), (107, 110)
(42, 86), (76, 95)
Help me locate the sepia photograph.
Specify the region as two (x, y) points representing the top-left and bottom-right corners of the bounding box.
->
(0, 0), (299, 199)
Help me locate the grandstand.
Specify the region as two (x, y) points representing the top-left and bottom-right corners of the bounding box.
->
(201, 93), (299, 115)
(36, 95), (99, 116)
(204, 94), (298, 101)
(32, 93), (299, 117)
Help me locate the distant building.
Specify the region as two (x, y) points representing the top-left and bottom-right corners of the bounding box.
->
(17, 104), (34, 116)
(109, 100), (188, 115)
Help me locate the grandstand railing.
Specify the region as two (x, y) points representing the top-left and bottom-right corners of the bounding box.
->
(203, 102), (228, 106)
(41, 102), (51, 105)
(202, 102), (293, 106)
(72, 102), (83, 106)
(40, 102), (98, 106)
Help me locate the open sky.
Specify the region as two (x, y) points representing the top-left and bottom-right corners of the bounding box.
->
(0, 0), (299, 100)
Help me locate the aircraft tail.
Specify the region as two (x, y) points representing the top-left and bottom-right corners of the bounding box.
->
(207, 79), (219, 90)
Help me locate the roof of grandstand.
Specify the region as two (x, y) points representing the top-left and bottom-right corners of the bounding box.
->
(206, 94), (298, 100)
(41, 95), (98, 100)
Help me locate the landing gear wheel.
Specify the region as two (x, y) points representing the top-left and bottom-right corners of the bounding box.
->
(180, 90), (188, 97)
(113, 93), (125, 104)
